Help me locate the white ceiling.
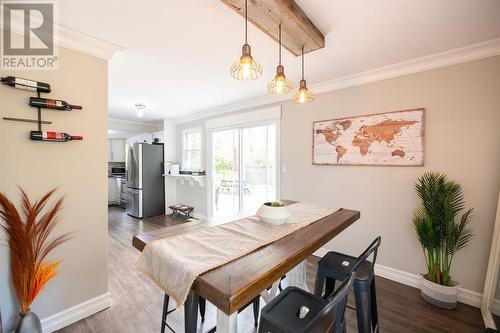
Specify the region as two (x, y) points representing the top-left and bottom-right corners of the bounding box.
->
(56, 0), (500, 122)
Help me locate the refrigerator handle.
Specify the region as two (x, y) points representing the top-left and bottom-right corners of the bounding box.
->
(127, 146), (133, 186)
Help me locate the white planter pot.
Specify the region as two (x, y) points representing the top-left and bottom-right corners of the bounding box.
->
(257, 203), (290, 225)
(419, 274), (461, 309)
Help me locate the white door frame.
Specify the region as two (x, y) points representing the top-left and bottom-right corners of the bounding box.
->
(205, 107), (281, 217)
(481, 191), (500, 329)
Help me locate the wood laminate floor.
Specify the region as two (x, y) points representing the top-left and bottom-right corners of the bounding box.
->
(58, 207), (486, 333)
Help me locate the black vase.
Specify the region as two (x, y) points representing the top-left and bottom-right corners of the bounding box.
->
(15, 311), (42, 333)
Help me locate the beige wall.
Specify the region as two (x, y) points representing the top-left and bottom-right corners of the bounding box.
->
(281, 56), (500, 293)
(175, 56), (500, 293)
(0, 47), (108, 331)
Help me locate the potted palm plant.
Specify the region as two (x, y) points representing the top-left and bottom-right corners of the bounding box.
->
(413, 172), (473, 309)
(0, 188), (72, 333)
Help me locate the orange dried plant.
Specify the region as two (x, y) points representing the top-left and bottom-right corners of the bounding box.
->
(0, 188), (72, 312)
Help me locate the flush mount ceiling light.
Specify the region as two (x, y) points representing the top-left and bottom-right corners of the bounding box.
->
(135, 103), (146, 117)
(230, 0), (262, 81)
(293, 46), (314, 104)
(267, 24), (294, 95)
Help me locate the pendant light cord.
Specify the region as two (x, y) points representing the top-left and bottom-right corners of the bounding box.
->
(279, 24), (282, 65)
(301, 46), (305, 80)
(245, 0), (248, 43)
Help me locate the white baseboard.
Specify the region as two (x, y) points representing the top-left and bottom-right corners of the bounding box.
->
(313, 247), (482, 308)
(374, 263), (420, 288)
(41, 292), (112, 333)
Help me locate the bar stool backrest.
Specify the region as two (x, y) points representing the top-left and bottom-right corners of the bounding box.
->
(351, 236), (382, 275)
(304, 273), (355, 333)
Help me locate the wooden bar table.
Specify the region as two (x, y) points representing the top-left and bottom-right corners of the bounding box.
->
(133, 205), (360, 333)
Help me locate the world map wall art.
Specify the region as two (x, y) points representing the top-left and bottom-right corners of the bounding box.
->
(313, 108), (424, 166)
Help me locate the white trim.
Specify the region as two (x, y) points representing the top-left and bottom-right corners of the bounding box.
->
(374, 264), (420, 288)
(206, 128), (213, 217)
(181, 127), (203, 171)
(174, 38), (500, 124)
(41, 292), (111, 333)
(481, 192), (500, 329)
(57, 25), (125, 60)
(313, 247), (483, 308)
(205, 106), (281, 129)
(311, 38), (500, 96)
(2, 9), (124, 60)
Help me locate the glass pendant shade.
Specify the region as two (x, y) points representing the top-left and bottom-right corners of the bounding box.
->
(293, 79), (314, 103)
(267, 65), (294, 94)
(230, 43), (263, 81)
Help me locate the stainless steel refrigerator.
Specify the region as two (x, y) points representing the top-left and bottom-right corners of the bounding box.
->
(126, 143), (165, 218)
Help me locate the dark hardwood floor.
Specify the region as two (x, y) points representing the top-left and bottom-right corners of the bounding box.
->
(58, 207), (486, 333)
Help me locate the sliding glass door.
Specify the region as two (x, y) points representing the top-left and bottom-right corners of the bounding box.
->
(212, 128), (240, 216)
(211, 122), (277, 217)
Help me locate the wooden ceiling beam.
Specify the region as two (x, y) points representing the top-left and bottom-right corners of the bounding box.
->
(220, 0), (325, 57)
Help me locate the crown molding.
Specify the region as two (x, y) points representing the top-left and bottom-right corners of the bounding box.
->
(312, 38), (500, 95)
(1, 8), (124, 60)
(57, 25), (125, 60)
(174, 38), (500, 124)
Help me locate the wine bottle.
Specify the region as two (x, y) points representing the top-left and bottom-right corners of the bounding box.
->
(29, 131), (83, 142)
(29, 97), (82, 111)
(0, 76), (51, 93)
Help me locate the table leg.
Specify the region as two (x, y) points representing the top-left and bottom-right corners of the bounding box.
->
(184, 289), (199, 333)
(260, 280), (281, 304)
(216, 309), (237, 333)
(284, 260), (309, 292)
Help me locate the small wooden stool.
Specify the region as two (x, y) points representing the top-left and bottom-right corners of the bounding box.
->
(168, 204), (195, 219)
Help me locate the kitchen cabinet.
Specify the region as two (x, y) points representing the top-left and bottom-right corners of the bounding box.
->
(141, 133), (153, 144)
(128, 133), (147, 144)
(108, 140), (112, 161)
(152, 131), (164, 143)
(108, 138), (125, 162)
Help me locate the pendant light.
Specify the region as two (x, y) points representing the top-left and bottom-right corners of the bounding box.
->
(230, 0), (262, 81)
(293, 46), (314, 104)
(267, 24), (293, 94)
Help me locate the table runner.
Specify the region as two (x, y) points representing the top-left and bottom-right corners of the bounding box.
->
(136, 201), (339, 306)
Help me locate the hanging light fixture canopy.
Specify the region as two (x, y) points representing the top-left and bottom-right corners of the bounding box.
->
(230, 0), (262, 81)
(267, 24), (294, 94)
(293, 46), (314, 103)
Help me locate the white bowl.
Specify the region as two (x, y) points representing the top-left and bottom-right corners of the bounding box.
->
(257, 203), (290, 225)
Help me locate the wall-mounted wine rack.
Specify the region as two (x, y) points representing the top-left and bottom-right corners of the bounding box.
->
(1, 76), (83, 142)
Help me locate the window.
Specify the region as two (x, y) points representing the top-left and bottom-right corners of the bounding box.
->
(182, 128), (202, 171)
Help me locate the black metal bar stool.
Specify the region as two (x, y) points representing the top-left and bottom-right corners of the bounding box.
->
(161, 293), (260, 333)
(161, 293), (205, 333)
(314, 236), (381, 333)
(258, 272), (355, 333)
